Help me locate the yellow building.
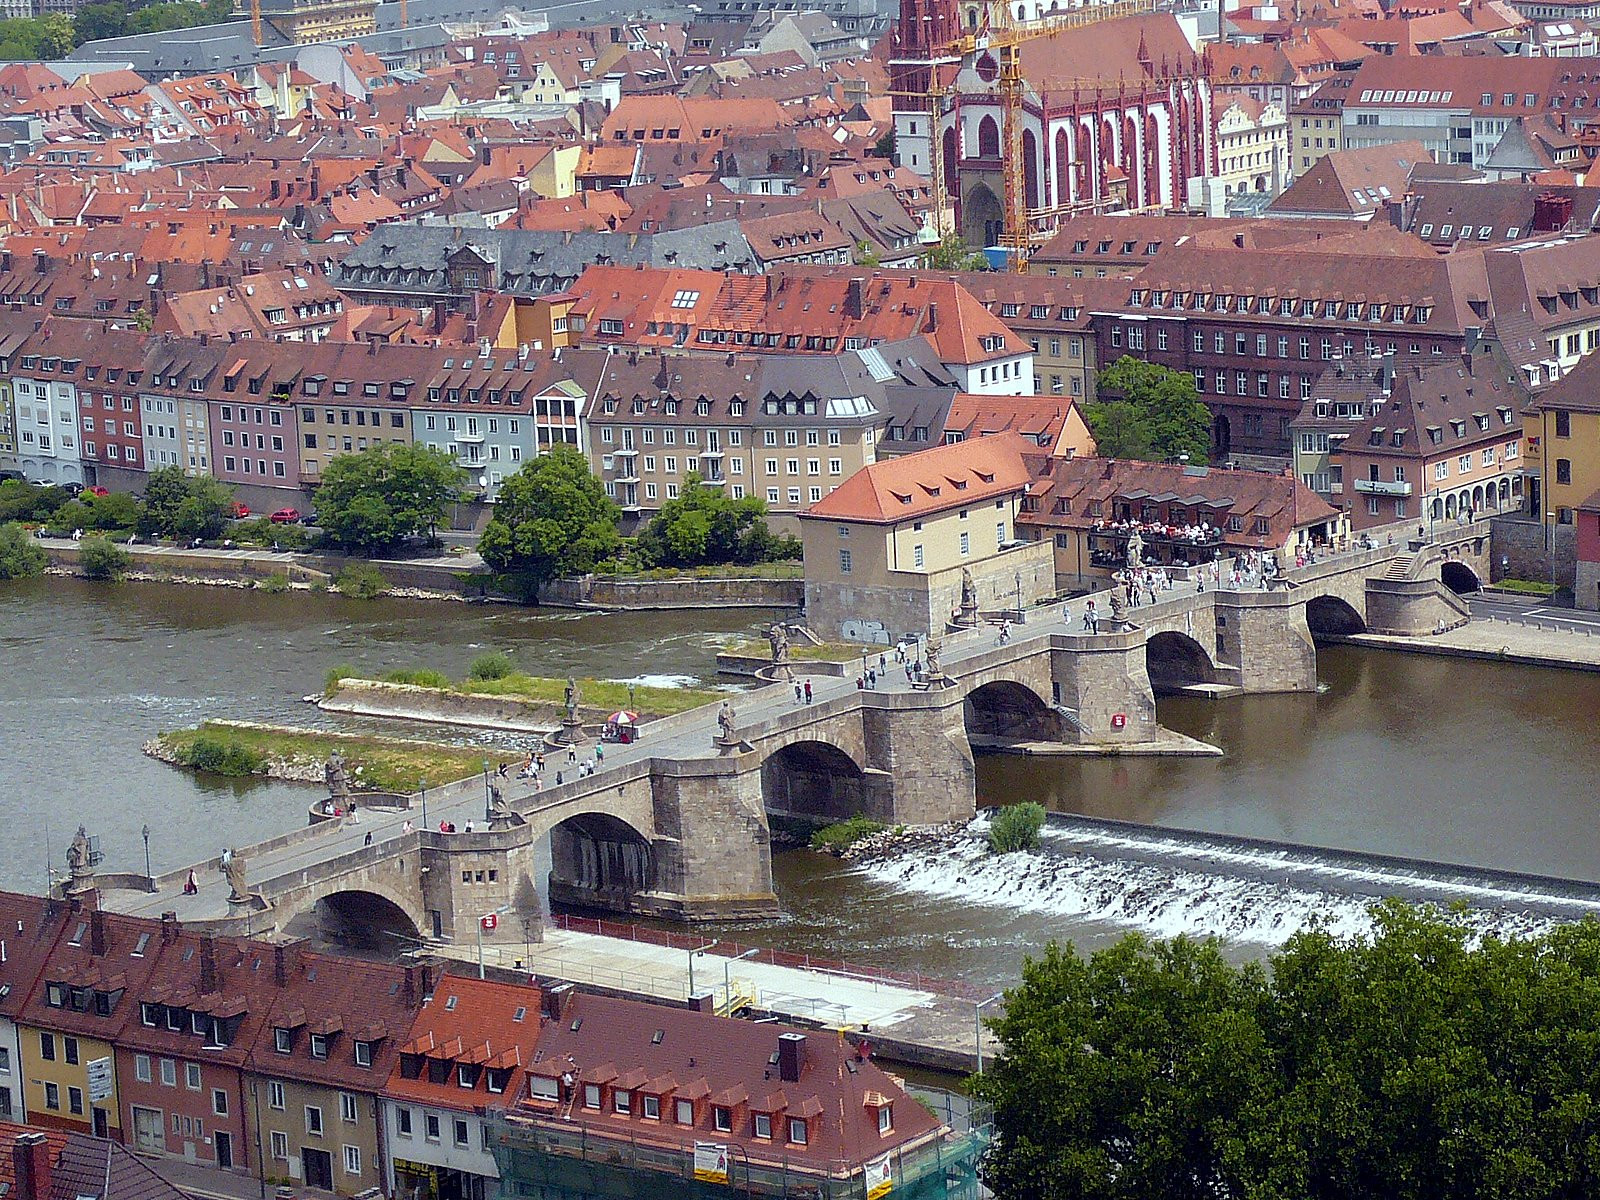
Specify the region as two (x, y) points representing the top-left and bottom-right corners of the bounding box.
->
(800, 431), (1054, 641)
(1215, 96), (1288, 202)
(1529, 350), (1600, 524)
(17, 1024), (120, 1139)
(246, 0), (377, 44)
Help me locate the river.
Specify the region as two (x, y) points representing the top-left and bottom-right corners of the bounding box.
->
(5, 578), (1599, 988)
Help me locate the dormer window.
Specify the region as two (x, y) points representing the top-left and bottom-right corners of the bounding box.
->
(675, 1099), (694, 1125)
(353, 1041), (372, 1068)
(788, 1117), (808, 1145)
(614, 1089), (631, 1114)
(877, 1103), (893, 1133)
(310, 1033), (329, 1059)
(713, 1105), (731, 1132)
(274, 1028), (292, 1054)
(753, 1113), (771, 1139)
(583, 1084), (601, 1109)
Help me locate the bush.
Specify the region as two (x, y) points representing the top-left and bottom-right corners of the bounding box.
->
(468, 651), (514, 681)
(810, 815), (887, 852)
(256, 573), (291, 593)
(988, 802), (1046, 854)
(79, 535), (130, 580)
(335, 563), (389, 599)
(0, 522), (46, 579)
(177, 735), (265, 777)
(324, 664), (358, 695)
(383, 668), (453, 689)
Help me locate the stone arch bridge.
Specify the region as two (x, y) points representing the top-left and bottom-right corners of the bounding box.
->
(97, 526), (1488, 938)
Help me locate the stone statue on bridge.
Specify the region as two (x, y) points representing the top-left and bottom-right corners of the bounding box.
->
(1108, 588), (1128, 629)
(766, 623), (793, 682)
(716, 700), (737, 746)
(957, 569), (979, 628)
(925, 638), (946, 684)
(1126, 529), (1144, 570)
(564, 677), (580, 723)
(224, 852), (247, 902)
(65, 825), (96, 892)
(324, 751), (350, 803)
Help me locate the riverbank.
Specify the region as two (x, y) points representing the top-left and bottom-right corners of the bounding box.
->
(319, 673), (728, 733)
(147, 720), (495, 793)
(1336, 618), (1600, 673)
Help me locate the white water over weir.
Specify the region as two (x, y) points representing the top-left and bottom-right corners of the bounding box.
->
(854, 814), (1600, 947)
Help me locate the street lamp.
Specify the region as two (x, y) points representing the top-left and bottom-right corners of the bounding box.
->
(141, 824), (152, 893)
(974, 992), (1005, 1074)
(688, 939), (719, 999)
(1013, 570), (1023, 623)
(419, 777), (427, 830)
(482, 758), (491, 823)
(724, 947), (760, 1014)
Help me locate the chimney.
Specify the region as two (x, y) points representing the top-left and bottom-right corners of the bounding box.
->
(777, 1032), (806, 1083)
(927, 301), (938, 331)
(88, 910), (106, 957)
(14, 1132), (51, 1200)
(270, 177), (280, 201)
(273, 943), (290, 987)
(199, 936), (218, 995)
(542, 982), (574, 1021)
(160, 911), (179, 943)
(310, 165), (320, 202)
(402, 965), (416, 1007)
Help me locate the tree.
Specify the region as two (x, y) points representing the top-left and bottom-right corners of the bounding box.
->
(924, 232), (990, 272)
(478, 445), (620, 598)
(72, 1), (127, 41)
(634, 473), (799, 568)
(314, 443), (463, 556)
(972, 904), (1600, 1200)
(853, 240), (881, 269)
(78, 535), (129, 580)
(0, 522), (46, 579)
(1087, 356), (1211, 464)
(136, 467), (234, 540)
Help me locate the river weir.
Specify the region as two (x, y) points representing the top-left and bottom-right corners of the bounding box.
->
(849, 814), (1600, 949)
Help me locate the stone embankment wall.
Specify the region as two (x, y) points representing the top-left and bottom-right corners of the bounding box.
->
(539, 575), (803, 610)
(319, 678), (674, 733)
(1491, 516), (1574, 586)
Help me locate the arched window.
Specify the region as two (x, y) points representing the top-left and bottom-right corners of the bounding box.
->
(977, 115), (1000, 158)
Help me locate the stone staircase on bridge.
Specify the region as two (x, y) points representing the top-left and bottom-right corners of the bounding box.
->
(1382, 552), (1417, 581)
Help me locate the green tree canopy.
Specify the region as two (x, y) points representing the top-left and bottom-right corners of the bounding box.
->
(314, 443), (463, 555)
(973, 901), (1600, 1200)
(925, 232), (989, 271)
(135, 467), (235, 541)
(633, 473), (798, 568)
(0, 522), (46, 579)
(478, 445), (620, 597)
(1086, 355), (1212, 464)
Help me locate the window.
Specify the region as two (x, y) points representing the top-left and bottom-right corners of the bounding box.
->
(341, 1093), (358, 1123)
(913, 544), (924, 568)
(306, 1106), (323, 1136)
(354, 1042), (371, 1068)
(789, 1118), (808, 1145)
(582, 1085), (600, 1111)
(64, 1038), (78, 1066)
(213, 1089), (229, 1116)
(397, 1108), (413, 1136)
(161, 1059), (177, 1087)
(960, 531), (970, 556)
(43, 1083), (58, 1111)
(1557, 458), (1572, 484)
(643, 1095), (660, 1120)
(268, 1081), (285, 1110)
(274, 1028), (291, 1054)
(186, 1062), (201, 1090)
(270, 1132), (288, 1161)
(878, 1104), (893, 1133)
(310, 1034), (328, 1060)
(39, 1033), (53, 1061)
(1556, 409), (1571, 437)
(675, 1098), (694, 1125)
(342, 1144), (363, 1176)
(839, 549), (852, 574)
(714, 1106), (731, 1132)
(754, 1113), (772, 1139)
(614, 1090), (631, 1115)
(454, 1118), (470, 1146)
(136, 1055), (151, 1083)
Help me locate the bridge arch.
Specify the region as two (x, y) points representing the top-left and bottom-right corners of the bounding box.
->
(1305, 594), (1367, 636)
(761, 740), (869, 825)
(1441, 559), (1481, 594)
(963, 679), (1059, 743)
(1145, 630), (1217, 693)
(303, 887), (421, 951)
(549, 811), (654, 912)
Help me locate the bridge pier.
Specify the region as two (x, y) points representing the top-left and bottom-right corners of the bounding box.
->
(643, 762), (781, 921)
(1048, 635), (1159, 743)
(1213, 592), (1318, 693)
(860, 692), (977, 825)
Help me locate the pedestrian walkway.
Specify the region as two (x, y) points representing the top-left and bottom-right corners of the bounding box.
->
(1351, 616), (1600, 672)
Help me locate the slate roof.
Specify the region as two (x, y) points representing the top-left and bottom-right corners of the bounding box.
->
(0, 1123), (186, 1200)
(1269, 140), (1431, 218)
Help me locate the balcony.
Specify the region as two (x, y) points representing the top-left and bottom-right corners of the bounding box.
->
(699, 447), (724, 458)
(613, 471), (640, 485)
(455, 430), (485, 443)
(1353, 478), (1412, 496)
(614, 445), (638, 456)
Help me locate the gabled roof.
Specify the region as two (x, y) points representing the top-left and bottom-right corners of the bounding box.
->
(804, 431), (1035, 523)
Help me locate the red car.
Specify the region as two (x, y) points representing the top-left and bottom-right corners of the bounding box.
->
(86, 485), (109, 497)
(270, 507), (301, 524)
(230, 501), (251, 519)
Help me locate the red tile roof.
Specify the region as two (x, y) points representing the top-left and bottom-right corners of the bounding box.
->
(805, 431), (1036, 523)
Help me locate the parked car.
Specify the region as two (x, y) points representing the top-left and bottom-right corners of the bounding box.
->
(270, 507), (300, 524)
(86, 485), (109, 497)
(59, 482), (85, 497)
(299, 511), (320, 526)
(229, 501), (251, 519)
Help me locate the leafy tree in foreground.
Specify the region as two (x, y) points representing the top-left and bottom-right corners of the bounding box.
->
(634, 473), (798, 568)
(0, 522), (46, 579)
(1087, 355), (1211, 464)
(925, 232), (989, 271)
(973, 901), (1600, 1200)
(314, 443), (463, 555)
(136, 466), (235, 541)
(478, 445), (620, 599)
